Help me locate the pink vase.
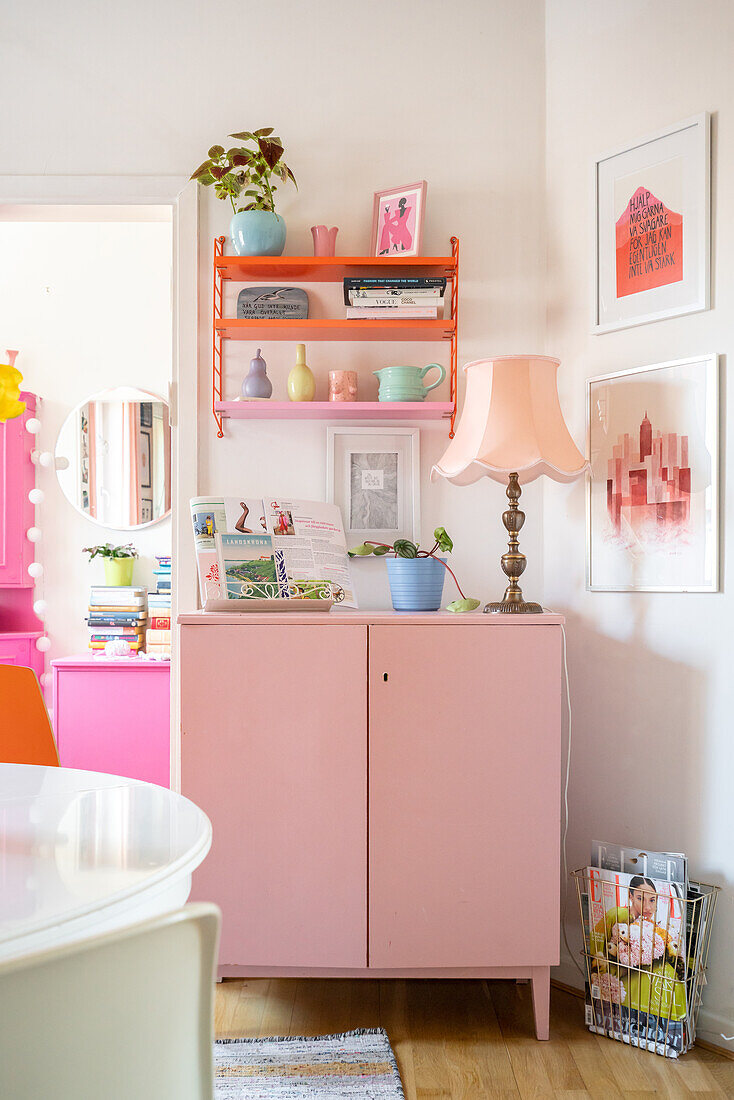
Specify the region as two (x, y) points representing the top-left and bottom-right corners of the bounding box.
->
(311, 225), (338, 256)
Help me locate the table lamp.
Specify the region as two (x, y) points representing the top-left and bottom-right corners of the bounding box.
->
(431, 355), (587, 613)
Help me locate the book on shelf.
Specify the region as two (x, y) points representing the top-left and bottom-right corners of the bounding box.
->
(343, 276), (446, 303)
(146, 629), (171, 644)
(88, 616), (147, 624)
(87, 626), (145, 636)
(90, 586), (146, 605)
(149, 615), (172, 630)
(345, 306), (438, 319)
(89, 639), (143, 651)
(348, 290), (443, 304)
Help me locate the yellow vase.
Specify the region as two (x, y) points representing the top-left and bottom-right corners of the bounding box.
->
(287, 343), (315, 402)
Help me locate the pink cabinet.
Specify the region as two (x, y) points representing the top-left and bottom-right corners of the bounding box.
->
(0, 632), (43, 675)
(179, 611), (563, 1039)
(180, 624), (367, 969)
(52, 657), (171, 787)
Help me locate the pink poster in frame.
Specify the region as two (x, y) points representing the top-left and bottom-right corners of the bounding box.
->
(370, 181), (427, 257)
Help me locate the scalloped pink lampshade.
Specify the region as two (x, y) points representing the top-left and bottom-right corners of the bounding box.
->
(432, 355), (587, 614)
(431, 355), (587, 486)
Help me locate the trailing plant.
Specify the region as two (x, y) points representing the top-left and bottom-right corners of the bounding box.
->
(190, 127), (297, 215)
(348, 527), (480, 613)
(82, 543), (138, 561)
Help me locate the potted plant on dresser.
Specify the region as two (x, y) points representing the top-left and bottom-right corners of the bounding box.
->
(350, 527), (480, 613)
(191, 127), (297, 256)
(82, 542), (138, 587)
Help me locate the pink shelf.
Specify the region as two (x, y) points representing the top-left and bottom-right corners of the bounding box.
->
(215, 401), (453, 421)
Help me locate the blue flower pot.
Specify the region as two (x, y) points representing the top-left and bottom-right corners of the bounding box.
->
(385, 556), (446, 612)
(230, 211), (287, 257)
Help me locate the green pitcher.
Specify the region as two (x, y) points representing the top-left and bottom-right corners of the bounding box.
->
(374, 363), (446, 402)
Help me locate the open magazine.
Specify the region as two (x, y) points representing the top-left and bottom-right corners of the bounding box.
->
(584, 857), (687, 1056)
(191, 497), (356, 608)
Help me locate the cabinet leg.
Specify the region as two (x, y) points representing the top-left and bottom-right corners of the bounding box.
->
(530, 966), (550, 1040)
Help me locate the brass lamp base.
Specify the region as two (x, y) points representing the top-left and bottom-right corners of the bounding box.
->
(484, 471), (543, 615)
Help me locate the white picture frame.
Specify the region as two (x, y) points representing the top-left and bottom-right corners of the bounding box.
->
(586, 354), (719, 592)
(593, 113), (710, 334)
(326, 427), (420, 547)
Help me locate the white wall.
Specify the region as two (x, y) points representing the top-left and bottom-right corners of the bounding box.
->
(544, 0), (734, 1043)
(0, 212), (172, 660)
(2, 0), (548, 612)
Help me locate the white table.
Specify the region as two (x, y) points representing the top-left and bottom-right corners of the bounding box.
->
(0, 764), (212, 960)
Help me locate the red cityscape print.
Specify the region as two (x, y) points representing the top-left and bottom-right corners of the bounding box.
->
(607, 413), (691, 538)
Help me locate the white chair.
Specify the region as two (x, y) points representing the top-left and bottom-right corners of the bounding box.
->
(0, 903), (220, 1100)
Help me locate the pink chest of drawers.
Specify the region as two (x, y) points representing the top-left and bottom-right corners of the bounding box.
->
(179, 610), (563, 1039)
(52, 657), (171, 787)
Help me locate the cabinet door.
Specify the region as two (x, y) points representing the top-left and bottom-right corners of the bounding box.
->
(369, 624), (561, 969)
(180, 624), (367, 969)
(0, 399), (34, 588)
(54, 667), (170, 786)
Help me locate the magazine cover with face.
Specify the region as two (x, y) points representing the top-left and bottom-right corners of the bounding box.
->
(585, 866), (687, 1056)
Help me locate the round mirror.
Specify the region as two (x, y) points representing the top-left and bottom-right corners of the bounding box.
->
(55, 387), (171, 529)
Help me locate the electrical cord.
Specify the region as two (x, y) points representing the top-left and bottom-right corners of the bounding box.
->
(544, 609), (585, 980)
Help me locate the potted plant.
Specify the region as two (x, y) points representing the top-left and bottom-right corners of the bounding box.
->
(349, 527), (480, 613)
(190, 128), (297, 257)
(82, 542), (139, 587)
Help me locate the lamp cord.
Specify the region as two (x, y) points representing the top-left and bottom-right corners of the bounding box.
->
(544, 609), (585, 980)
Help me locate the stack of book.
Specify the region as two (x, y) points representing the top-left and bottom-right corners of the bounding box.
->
(87, 586), (147, 652)
(343, 276), (446, 319)
(146, 555), (172, 657)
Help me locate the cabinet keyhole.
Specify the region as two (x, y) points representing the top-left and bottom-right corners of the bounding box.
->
(383, 673), (389, 682)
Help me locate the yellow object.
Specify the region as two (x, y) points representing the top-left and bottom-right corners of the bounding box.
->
(0, 363), (26, 422)
(287, 343), (315, 402)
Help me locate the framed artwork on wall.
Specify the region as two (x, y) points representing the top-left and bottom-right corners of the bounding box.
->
(370, 181), (427, 257)
(593, 113), (710, 334)
(586, 354), (719, 592)
(140, 401), (153, 428)
(326, 427), (420, 547)
(140, 498), (153, 523)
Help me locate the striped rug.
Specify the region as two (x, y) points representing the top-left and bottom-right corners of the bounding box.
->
(214, 1028), (405, 1097)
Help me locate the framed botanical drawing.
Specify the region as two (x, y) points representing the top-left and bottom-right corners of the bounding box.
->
(587, 355), (719, 592)
(593, 113), (710, 333)
(326, 427), (420, 547)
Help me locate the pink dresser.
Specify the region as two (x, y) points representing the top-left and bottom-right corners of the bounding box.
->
(52, 657), (171, 787)
(0, 393), (44, 680)
(179, 610), (563, 1039)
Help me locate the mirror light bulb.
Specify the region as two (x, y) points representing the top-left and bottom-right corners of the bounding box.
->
(26, 527), (42, 543)
(35, 636), (51, 653)
(38, 451), (55, 468)
(40, 672), (51, 688)
(25, 418), (41, 435)
(27, 561), (44, 579)
(28, 488), (44, 505)
(33, 599), (47, 618)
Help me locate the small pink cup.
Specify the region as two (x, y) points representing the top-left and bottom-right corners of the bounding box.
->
(329, 370), (358, 402)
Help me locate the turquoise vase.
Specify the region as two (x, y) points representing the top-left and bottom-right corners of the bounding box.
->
(385, 557), (446, 612)
(230, 211), (286, 257)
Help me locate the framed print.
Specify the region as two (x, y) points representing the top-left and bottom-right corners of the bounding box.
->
(141, 498), (153, 524)
(593, 113), (710, 333)
(326, 427), (420, 546)
(140, 401), (153, 428)
(139, 429), (152, 489)
(587, 355), (719, 592)
(370, 180), (427, 257)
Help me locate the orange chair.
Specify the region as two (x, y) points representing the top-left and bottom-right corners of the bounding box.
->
(0, 665), (59, 766)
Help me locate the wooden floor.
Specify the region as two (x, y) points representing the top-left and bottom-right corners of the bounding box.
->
(215, 978), (734, 1098)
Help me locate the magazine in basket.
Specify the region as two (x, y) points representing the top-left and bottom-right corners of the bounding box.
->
(190, 497), (356, 607)
(584, 864), (687, 1057)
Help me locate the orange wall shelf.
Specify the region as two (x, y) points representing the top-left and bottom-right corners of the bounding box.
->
(212, 236), (459, 438)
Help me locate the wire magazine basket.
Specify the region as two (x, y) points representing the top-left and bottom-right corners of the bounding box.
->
(572, 868), (718, 1058)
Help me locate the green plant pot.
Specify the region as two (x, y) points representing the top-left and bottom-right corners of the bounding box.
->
(103, 557), (134, 586)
